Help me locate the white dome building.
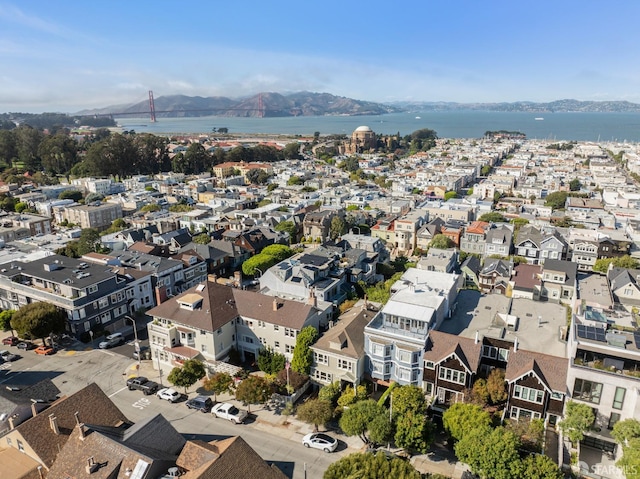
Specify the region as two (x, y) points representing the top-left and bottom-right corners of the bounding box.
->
(347, 125), (377, 154)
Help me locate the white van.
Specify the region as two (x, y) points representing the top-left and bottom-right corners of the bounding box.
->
(99, 332), (124, 349)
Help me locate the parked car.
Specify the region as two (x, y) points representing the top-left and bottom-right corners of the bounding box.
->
(17, 341), (34, 351)
(34, 345), (55, 355)
(0, 350), (19, 362)
(156, 387), (181, 403)
(126, 376), (159, 395)
(99, 332), (124, 349)
(301, 433), (338, 452)
(2, 336), (19, 346)
(212, 402), (248, 424)
(185, 396), (213, 413)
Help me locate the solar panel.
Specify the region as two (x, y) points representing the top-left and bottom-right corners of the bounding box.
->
(576, 324), (607, 342)
(633, 332), (640, 349)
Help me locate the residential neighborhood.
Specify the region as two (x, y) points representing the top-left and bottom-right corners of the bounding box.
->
(2, 125), (640, 479)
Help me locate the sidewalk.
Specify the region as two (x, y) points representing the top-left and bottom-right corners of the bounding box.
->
(129, 358), (365, 452)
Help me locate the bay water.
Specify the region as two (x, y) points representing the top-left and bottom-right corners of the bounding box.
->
(116, 111), (640, 143)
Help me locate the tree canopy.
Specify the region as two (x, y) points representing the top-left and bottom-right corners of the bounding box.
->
(323, 452), (421, 479)
(339, 399), (392, 445)
(10, 302), (66, 341)
(429, 234), (455, 250)
(291, 325), (319, 374)
(235, 375), (271, 412)
(296, 398), (333, 431)
(593, 255), (639, 274)
(454, 426), (521, 479)
(559, 400), (595, 444)
(167, 359), (206, 393)
(202, 372), (235, 402)
(478, 211), (507, 223)
(442, 403), (492, 442)
(544, 191), (569, 210)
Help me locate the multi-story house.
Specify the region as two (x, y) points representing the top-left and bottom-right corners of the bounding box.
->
(484, 224), (513, 258)
(478, 258), (512, 294)
(540, 259), (577, 304)
(57, 202), (123, 231)
(566, 314), (640, 460)
(515, 225), (543, 264)
(371, 215), (397, 248)
(10, 213), (52, 237)
(540, 231), (568, 262)
(415, 218), (445, 252)
(417, 248), (458, 273)
(608, 267), (640, 308)
(571, 237), (599, 271)
(394, 210), (427, 254)
(364, 268), (460, 387)
(0, 255), (145, 337)
(302, 209), (340, 242)
(460, 221), (490, 255)
(310, 301), (378, 387)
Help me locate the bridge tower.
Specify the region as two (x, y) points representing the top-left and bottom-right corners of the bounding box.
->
(258, 93), (264, 118)
(148, 90), (157, 123)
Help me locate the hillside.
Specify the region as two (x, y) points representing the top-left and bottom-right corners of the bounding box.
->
(390, 99), (640, 113)
(77, 92), (400, 118)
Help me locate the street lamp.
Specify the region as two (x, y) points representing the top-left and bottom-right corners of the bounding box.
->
(125, 315), (140, 370)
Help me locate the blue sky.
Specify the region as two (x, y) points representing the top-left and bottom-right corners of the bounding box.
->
(1, 1), (639, 112)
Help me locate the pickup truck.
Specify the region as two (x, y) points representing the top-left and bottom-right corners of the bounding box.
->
(126, 376), (159, 395)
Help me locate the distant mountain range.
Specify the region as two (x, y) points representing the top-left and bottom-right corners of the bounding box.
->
(76, 93), (640, 118)
(391, 99), (640, 113)
(77, 92), (402, 118)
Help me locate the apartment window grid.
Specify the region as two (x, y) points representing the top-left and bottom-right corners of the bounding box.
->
(337, 359), (353, 371)
(285, 344), (294, 354)
(314, 352), (329, 365)
(613, 387), (626, 410)
(438, 367), (466, 385)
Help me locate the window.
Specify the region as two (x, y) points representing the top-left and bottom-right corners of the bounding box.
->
(438, 367), (466, 385)
(98, 297), (109, 308)
(314, 352), (328, 365)
(572, 378), (603, 404)
(425, 382), (434, 396)
(201, 344), (207, 352)
(371, 342), (387, 356)
(258, 321), (265, 328)
(498, 348), (509, 361)
(551, 392), (564, 401)
(613, 387), (626, 410)
(397, 349), (411, 363)
(274, 341), (280, 349)
(6, 437), (11, 446)
(313, 370), (332, 382)
(87, 285), (98, 294)
(514, 385), (544, 404)
(260, 337), (267, 346)
(246, 320), (253, 328)
(425, 361), (435, 369)
(482, 345), (497, 359)
(284, 328), (295, 337)
(608, 413), (621, 430)
(398, 367), (411, 380)
(216, 328), (222, 335)
(243, 336), (254, 344)
(338, 359), (352, 371)
(17, 440), (24, 452)
(285, 344), (294, 354)
(510, 407), (541, 421)
(273, 325), (279, 331)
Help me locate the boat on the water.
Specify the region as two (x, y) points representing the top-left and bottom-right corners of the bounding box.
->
(535, 117), (544, 121)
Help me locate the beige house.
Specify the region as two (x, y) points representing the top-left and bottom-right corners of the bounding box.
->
(56, 202), (122, 230)
(310, 301), (378, 387)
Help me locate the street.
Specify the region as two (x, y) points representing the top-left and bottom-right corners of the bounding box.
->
(0, 339), (344, 479)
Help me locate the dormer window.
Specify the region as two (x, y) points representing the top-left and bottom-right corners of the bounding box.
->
(177, 293), (203, 311)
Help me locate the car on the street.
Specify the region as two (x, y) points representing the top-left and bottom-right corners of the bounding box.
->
(0, 350), (19, 362)
(126, 376), (159, 395)
(34, 345), (55, 355)
(2, 336), (19, 346)
(156, 387), (181, 403)
(185, 396), (213, 413)
(212, 402), (248, 424)
(17, 341), (35, 351)
(99, 332), (124, 349)
(301, 432), (338, 452)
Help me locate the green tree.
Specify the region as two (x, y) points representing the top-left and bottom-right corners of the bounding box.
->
(429, 234), (454, 250)
(329, 215), (346, 240)
(166, 359), (206, 394)
(241, 254), (278, 277)
(235, 375), (271, 413)
(287, 175), (303, 186)
(569, 178), (582, 191)
(486, 368), (508, 404)
(296, 398), (333, 432)
(442, 403), (491, 442)
(318, 382), (341, 407)
(291, 325), (319, 374)
(337, 384), (368, 408)
(391, 385), (428, 416)
(283, 142), (301, 160)
(444, 191), (458, 201)
(202, 372), (235, 402)
(339, 400), (392, 445)
(481, 165), (492, 176)
(454, 426), (521, 479)
(38, 133), (78, 175)
(140, 203), (161, 213)
(77, 228), (101, 255)
(14, 202), (27, 213)
(472, 378), (490, 405)
(478, 211), (507, 223)
(59, 190), (83, 202)
(0, 309), (15, 333)
(257, 347), (286, 375)
(324, 452), (421, 479)
(617, 437), (640, 479)
(261, 244), (293, 261)
(394, 410), (434, 454)
(612, 419), (640, 446)
(559, 400), (595, 446)
(544, 191), (569, 210)
(193, 233), (211, 244)
(593, 255), (640, 274)
(519, 453), (563, 479)
(10, 302), (66, 342)
(274, 220), (297, 241)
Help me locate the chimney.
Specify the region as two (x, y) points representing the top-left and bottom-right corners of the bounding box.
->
(86, 457), (99, 474)
(31, 401), (38, 417)
(8, 415), (15, 430)
(272, 298), (278, 311)
(474, 330), (479, 344)
(514, 337), (518, 353)
(308, 289), (317, 307)
(49, 414), (60, 435)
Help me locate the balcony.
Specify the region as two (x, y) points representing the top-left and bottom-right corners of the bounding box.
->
(572, 357), (640, 381)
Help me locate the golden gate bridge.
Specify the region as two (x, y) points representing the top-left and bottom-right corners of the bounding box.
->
(82, 91), (268, 123)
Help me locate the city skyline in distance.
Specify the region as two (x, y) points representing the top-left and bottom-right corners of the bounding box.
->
(2, 1), (640, 113)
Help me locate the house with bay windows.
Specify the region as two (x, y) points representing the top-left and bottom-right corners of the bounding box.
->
(364, 268), (461, 387)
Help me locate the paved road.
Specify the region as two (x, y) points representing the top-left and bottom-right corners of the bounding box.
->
(0, 341), (342, 479)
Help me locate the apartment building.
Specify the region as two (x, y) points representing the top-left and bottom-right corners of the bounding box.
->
(57, 202), (123, 231)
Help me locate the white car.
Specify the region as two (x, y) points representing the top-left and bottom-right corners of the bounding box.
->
(99, 332), (124, 349)
(302, 432), (338, 452)
(156, 387), (181, 403)
(212, 402), (248, 424)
